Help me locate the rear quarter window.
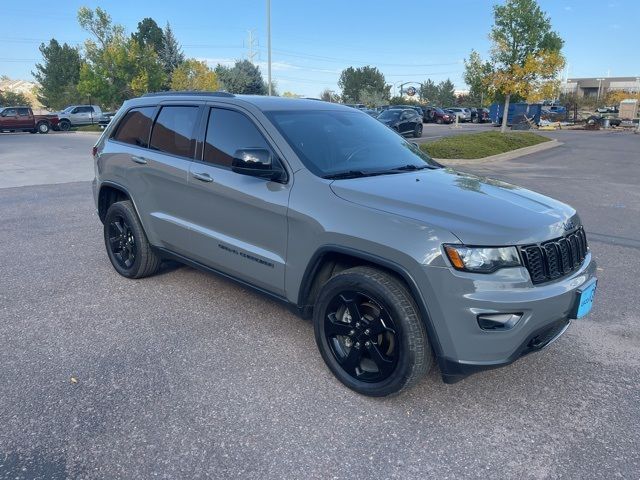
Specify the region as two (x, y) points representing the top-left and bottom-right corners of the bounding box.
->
(111, 107), (156, 148)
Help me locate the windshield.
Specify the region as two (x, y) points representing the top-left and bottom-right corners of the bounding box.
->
(61, 106), (74, 113)
(377, 110), (400, 121)
(267, 110), (440, 178)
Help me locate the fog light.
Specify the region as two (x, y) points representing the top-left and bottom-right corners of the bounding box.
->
(477, 313), (522, 330)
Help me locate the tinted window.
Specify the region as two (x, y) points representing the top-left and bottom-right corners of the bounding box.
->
(112, 107), (155, 148)
(267, 110), (439, 177)
(203, 108), (270, 167)
(150, 106), (199, 158)
(3, 109), (17, 116)
(17, 108), (30, 116)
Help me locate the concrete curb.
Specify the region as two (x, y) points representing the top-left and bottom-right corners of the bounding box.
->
(434, 139), (562, 166)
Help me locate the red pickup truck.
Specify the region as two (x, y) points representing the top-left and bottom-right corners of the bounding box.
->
(0, 106), (59, 134)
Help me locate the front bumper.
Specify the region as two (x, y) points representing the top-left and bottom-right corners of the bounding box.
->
(420, 252), (597, 383)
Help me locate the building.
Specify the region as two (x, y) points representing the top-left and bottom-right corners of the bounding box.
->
(561, 76), (640, 99)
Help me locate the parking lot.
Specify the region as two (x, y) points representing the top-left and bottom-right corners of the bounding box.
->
(1, 129), (639, 478)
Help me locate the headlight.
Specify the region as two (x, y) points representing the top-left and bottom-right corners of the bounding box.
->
(444, 245), (521, 273)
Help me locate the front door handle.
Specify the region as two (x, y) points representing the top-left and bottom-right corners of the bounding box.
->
(192, 172), (213, 183)
(131, 155), (147, 165)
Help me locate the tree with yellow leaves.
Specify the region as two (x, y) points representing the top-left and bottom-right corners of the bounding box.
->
(488, 0), (565, 132)
(170, 59), (218, 91)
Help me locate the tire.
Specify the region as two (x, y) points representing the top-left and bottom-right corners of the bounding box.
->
(36, 121), (50, 134)
(472, 116), (479, 123)
(313, 266), (432, 397)
(436, 118), (443, 124)
(413, 124), (423, 138)
(59, 120), (71, 132)
(104, 200), (161, 279)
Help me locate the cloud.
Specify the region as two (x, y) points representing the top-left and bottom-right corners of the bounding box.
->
(564, 5), (572, 11)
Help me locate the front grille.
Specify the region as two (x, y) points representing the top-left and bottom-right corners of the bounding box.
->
(520, 227), (589, 284)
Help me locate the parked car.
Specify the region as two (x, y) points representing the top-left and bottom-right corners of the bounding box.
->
(56, 104), (103, 131)
(390, 105), (424, 118)
(377, 108), (423, 137)
(344, 103), (366, 110)
(422, 106), (454, 124)
(93, 92), (596, 397)
(360, 108), (379, 117)
(98, 111), (117, 129)
(0, 106), (59, 134)
(470, 108), (490, 123)
(445, 107), (472, 122)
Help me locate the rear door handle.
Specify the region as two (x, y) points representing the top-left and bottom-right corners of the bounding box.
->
(192, 172), (213, 183)
(131, 155), (147, 165)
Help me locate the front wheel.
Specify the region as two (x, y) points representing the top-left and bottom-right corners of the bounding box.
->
(58, 120), (71, 132)
(436, 118), (443, 124)
(413, 124), (423, 138)
(313, 266), (432, 396)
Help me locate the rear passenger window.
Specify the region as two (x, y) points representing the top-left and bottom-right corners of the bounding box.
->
(112, 107), (155, 148)
(150, 106), (199, 158)
(204, 108), (270, 167)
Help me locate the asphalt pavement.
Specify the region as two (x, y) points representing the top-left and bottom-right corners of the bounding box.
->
(0, 128), (638, 479)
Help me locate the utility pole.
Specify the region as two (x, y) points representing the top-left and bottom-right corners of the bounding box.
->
(267, 0), (272, 96)
(246, 29), (258, 64)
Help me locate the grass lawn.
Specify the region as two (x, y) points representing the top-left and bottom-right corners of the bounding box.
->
(421, 131), (551, 159)
(73, 124), (103, 132)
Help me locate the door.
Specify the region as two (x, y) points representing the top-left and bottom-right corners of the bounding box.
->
(1, 108), (18, 129)
(17, 108), (33, 129)
(108, 104), (199, 255)
(399, 111), (411, 134)
(185, 106), (290, 295)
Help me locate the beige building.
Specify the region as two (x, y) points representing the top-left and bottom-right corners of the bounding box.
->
(561, 76), (640, 99)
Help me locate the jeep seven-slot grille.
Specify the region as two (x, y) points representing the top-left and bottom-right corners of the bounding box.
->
(520, 227), (588, 284)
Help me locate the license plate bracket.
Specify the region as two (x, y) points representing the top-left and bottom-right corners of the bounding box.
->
(570, 279), (597, 319)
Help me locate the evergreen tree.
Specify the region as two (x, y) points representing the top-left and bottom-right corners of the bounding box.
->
(159, 23), (185, 78)
(32, 39), (82, 109)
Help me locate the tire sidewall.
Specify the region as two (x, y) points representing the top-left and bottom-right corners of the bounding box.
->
(103, 202), (144, 278)
(313, 272), (419, 396)
(59, 120), (71, 131)
(37, 122), (49, 134)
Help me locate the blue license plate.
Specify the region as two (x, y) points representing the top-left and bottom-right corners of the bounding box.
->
(572, 280), (597, 319)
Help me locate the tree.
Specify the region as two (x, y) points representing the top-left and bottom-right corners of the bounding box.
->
(338, 66), (390, 103)
(436, 79), (456, 106)
(159, 22), (185, 80)
(319, 88), (340, 102)
(419, 79), (438, 103)
(77, 7), (165, 108)
(170, 59), (218, 91)
(215, 60), (267, 95)
(132, 18), (165, 54)
(488, 0), (564, 132)
(282, 91), (301, 98)
(0, 90), (31, 107)
(463, 50), (494, 107)
(359, 86), (388, 107)
(32, 39), (82, 109)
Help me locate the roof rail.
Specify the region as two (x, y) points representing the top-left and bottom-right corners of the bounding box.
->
(142, 91), (235, 98)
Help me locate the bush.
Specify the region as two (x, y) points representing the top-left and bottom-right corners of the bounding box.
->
(421, 131), (550, 159)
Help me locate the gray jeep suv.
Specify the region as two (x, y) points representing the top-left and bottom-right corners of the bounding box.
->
(93, 92), (597, 396)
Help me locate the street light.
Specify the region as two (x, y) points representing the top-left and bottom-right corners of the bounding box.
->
(266, 0), (272, 96)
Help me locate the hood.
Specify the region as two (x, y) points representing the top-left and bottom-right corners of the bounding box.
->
(330, 168), (578, 245)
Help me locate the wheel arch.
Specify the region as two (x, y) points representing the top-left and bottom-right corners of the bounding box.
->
(98, 181), (132, 223)
(297, 245), (444, 359)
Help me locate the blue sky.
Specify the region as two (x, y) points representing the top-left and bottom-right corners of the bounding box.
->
(1, 0), (638, 97)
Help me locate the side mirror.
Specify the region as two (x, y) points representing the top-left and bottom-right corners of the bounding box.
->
(232, 148), (285, 182)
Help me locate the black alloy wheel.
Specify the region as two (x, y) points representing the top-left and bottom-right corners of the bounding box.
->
(324, 291), (399, 383)
(108, 215), (137, 270)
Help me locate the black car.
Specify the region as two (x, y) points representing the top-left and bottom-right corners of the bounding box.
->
(470, 108), (489, 123)
(390, 105), (424, 119)
(377, 108), (423, 137)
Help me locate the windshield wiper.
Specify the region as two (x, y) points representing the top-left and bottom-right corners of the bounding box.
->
(390, 164), (434, 171)
(323, 170), (372, 180)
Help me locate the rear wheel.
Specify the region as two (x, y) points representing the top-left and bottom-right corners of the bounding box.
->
(59, 120), (71, 132)
(37, 121), (50, 134)
(313, 266), (432, 396)
(104, 200), (161, 279)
